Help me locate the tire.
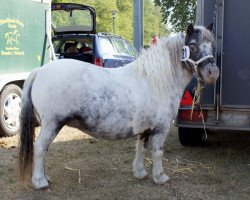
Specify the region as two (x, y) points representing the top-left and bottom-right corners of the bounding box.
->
(178, 127), (203, 146)
(0, 84), (22, 136)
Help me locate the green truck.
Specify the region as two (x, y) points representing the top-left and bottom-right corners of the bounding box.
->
(0, 0), (52, 136)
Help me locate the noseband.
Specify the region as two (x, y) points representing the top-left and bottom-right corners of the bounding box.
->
(181, 44), (214, 84)
(185, 55), (214, 83)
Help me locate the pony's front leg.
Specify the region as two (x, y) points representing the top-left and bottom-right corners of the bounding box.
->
(133, 130), (151, 179)
(32, 121), (59, 190)
(151, 128), (170, 184)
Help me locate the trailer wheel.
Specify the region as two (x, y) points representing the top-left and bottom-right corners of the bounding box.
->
(0, 84), (22, 136)
(178, 127), (203, 146)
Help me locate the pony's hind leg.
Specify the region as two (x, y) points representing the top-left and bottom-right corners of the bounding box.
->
(151, 128), (170, 184)
(133, 130), (151, 179)
(32, 120), (60, 190)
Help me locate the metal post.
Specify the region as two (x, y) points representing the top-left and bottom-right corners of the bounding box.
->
(195, 0), (204, 25)
(133, 0), (144, 52)
(216, 0), (224, 124)
(140, 0), (143, 47)
(45, 9), (56, 61)
(111, 10), (117, 34)
(112, 15), (115, 34)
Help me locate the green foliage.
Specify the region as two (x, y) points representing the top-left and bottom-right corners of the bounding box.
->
(115, 0), (133, 43)
(154, 0), (196, 32)
(52, 0), (168, 45)
(144, 0), (168, 45)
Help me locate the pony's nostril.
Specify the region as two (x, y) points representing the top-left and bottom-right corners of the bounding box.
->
(208, 69), (212, 75)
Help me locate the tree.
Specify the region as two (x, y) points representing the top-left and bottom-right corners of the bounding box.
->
(154, 0), (196, 32)
(51, 0), (168, 44)
(52, 0), (118, 33)
(114, 0), (133, 42)
(144, 0), (168, 45)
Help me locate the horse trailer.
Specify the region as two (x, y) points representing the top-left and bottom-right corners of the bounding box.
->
(0, 0), (52, 136)
(176, 0), (250, 145)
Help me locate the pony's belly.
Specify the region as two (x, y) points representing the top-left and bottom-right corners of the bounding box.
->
(67, 120), (136, 140)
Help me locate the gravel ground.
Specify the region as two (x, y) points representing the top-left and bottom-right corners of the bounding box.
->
(0, 126), (249, 200)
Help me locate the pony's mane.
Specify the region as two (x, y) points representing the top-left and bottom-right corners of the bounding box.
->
(133, 33), (186, 98)
(133, 26), (214, 98)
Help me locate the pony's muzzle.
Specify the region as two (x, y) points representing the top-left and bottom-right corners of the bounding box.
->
(210, 64), (219, 78)
(200, 64), (219, 84)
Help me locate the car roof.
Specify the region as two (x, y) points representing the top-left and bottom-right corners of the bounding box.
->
(53, 32), (124, 40)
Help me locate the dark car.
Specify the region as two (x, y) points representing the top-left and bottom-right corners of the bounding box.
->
(51, 3), (138, 67)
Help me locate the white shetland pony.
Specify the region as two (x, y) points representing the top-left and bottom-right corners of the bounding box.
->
(19, 24), (219, 190)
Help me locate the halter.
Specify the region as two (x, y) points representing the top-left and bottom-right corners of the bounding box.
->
(180, 32), (214, 83)
(184, 53), (213, 138)
(185, 55), (214, 82)
(181, 44), (214, 84)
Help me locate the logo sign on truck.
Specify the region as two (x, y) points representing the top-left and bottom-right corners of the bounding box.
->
(0, 18), (25, 56)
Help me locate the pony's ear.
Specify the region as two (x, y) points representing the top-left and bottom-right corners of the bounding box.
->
(186, 24), (194, 36)
(207, 23), (213, 32)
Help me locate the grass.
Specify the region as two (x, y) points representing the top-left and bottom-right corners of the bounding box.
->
(0, 126), (249, 200)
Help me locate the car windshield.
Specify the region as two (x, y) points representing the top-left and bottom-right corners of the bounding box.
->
(52, 9), (93, 32)
(99, 37), (138, 57)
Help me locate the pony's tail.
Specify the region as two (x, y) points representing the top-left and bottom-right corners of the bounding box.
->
(19, 68), (39, 180)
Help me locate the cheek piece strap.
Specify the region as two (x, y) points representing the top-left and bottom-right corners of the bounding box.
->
(185, 55), (214, 83)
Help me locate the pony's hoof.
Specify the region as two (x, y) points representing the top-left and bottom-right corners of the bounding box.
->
(32, 176), (49, 190)
(133, 168), (148, 179)
(45, 174), (51, 183)
(153, 173), (170, 184)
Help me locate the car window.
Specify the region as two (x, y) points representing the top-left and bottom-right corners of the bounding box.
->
(53, 40), (60, 48)
(125, 41), (138, 57)
(111, 37), (130, 56)
(99, 36), (138, 57)
(53, 38), (93, 54)
(99, 37), (116, 55)
(53, 40), (64, 53)
(60, 41), (76, 53)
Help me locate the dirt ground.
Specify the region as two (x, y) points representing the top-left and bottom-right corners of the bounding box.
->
(0, 126), (249, 200)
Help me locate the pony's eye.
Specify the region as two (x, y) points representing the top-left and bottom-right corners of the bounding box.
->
(190, 46), (196, 51)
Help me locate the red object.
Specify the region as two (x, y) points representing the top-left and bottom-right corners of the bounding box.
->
(151, 35), (158, 45)
(179, 91), (207, 122)
(94, 57), (104, 67)
(180, 91), (193, 106)
(81, 47), (92, 52)
(56, 5), (61, 10)
(179, 110), (207, 122)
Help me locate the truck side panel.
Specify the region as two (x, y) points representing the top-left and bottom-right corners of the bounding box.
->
(0, 0), (50, 74)
(221, 0), (250, 108)
(177, 0), (250, 131)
